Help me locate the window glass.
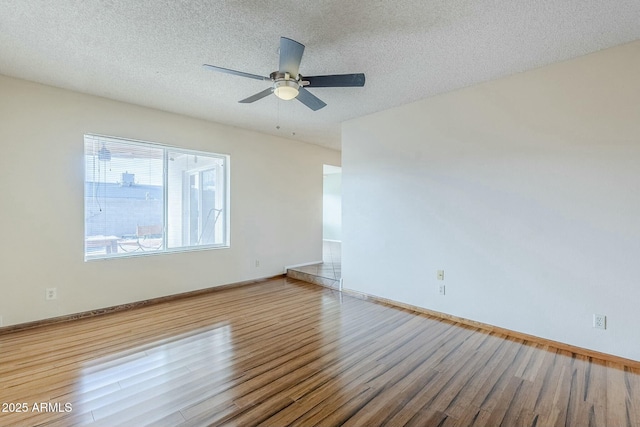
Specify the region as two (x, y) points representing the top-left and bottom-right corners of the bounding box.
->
(84, 135), (229, 260)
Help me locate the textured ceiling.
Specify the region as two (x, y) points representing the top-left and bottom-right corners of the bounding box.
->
(1, 1), (639, 150)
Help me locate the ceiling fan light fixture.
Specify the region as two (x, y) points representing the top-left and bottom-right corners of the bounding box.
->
(273, 79), (299, 100)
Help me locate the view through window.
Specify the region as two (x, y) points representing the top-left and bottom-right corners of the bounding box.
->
(84, 135), (229, 260)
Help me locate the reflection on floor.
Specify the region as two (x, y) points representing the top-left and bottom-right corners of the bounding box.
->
(286, 241), (341, 289)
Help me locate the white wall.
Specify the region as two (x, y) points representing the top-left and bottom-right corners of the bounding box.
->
(322, 167), (342, 241)
(0, 74), (339, 327)
(342, 41), (640, 361)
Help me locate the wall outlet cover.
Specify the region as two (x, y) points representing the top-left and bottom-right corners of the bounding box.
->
(593, 314), (606, 330)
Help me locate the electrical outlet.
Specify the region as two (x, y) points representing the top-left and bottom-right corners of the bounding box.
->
(593, 314), (606, 330)
(255, 259), (260, 267)
(45, 288), (57, 300)
(438, 284), (446, 295)
(437, 270), (445, 280)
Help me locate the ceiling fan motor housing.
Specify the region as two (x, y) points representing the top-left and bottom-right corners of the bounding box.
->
(271, 71), (300, 100)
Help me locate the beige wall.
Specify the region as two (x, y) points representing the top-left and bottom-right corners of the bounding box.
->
(0, 75), (339, 326)
(342, 41), (640, 361)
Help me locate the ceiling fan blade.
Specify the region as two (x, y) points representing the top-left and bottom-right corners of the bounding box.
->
(304, 73), (366, 87)
(239, 88), (274, 103)
(203, 64), (271, 82)
(296, 87), (327, 111)
(279, 37), (305, 76)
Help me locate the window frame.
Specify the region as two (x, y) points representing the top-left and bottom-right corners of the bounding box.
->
(84, 134), (230, 261)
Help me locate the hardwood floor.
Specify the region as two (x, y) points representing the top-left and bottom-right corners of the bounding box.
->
(0, 277), (638, 426)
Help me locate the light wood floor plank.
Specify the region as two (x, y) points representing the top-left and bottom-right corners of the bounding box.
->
(0, 277), (638, 426)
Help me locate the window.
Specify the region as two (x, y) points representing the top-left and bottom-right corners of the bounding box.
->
(84, 134), (229, 260)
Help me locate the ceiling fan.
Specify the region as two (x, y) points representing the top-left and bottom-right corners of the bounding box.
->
(203, 37), (365, 111)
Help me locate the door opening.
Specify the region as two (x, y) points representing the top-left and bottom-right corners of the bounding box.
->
(322, 164), (342, 281)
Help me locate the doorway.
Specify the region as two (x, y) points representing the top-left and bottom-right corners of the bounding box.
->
(285, 164), (342, 288)
(322, 164), (342, 280)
